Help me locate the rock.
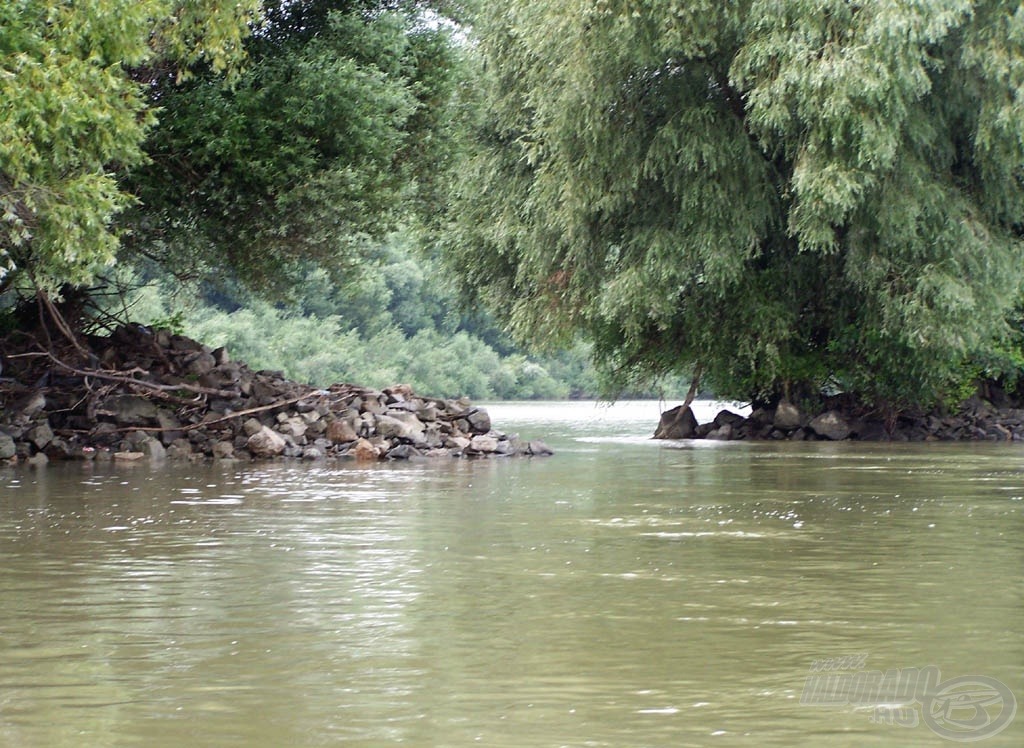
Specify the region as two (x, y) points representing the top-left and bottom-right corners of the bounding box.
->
(466, 408), (492, 434)
(326, 419), (358, 444)
(808, 410), (852, 441)
(246, 426), (287, 457)
(156, 409), (185, 445)
(277, 416), (308, 439)
(113, 451), (145, 461)
(43, 437), (73, 460)
(301, 446), (324, 460)
(653, 405), (698, 439)
(11, 391), (46, 419)
(446, 435), (471, 451)
(167, 439), (193, 460)
(352, 438), (380, 461)
(186, 350), (217, 376)
(469, 434), (499, 453)
(695, 422), (716, 438)
(138, 436), (166, 460)
(527, 440), (554, 456)
(27, 421), (54, 450)
(26, 452), (48, 468)
(0, 433), (15, 460)
(242, 418), (264, 437)
(707, 423), (733, 440)
(386, 444), (422, 460)
(713, 409), (746, 428)
(375, 414), (421, 442)
(211, 441), (235, 459)
(106, 395), (158, 425)
(773, 401), (802, 430)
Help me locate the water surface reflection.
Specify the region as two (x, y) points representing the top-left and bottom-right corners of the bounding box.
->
(1, 402), (1021, 746)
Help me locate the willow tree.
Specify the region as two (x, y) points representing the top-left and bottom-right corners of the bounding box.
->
(0, 0), (260, 295)
(450, 1), (1024, 410)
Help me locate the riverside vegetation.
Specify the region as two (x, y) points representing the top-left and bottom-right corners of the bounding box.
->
(2, 1), (1024, 442)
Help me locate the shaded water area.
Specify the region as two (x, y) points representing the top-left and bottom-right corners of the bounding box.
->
(1, 401), (1021, 746)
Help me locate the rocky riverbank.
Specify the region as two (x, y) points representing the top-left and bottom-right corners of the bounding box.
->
(0, 325), (552, 465)
(655, 396), (1024, 443)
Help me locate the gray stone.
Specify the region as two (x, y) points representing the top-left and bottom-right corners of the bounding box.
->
(301, 446), (325, 460)
(113, 451), (145, 461)
(386, 444), (422, 460)
(139, 436), (166, 460)
(0, 433), (16, 460)
(27, 452), (48, 468)
(653, 405), (698, 439)
(186, 351), (217, 376)
(469, 434), (499, 453)
(277, 417), (308, 439)
(242, 418), (264, 437)
(156, 409), (185, 445)
(808, 410), (852, 441)
(246, 426), (287, 457)
(107, 395), (158, 425)
(527, 440), (554, 456)
(43, 437), (72, 460)
(167, 439), (193, 460)
(211, 440), (235, 459)
(446, 435), (471, 451)
(466, 408), (492, 434)
(773, 401), (802, 430)
(707, 423), (733, 440)
(375, 414), (422, 442)
(27, 422), (54, 450)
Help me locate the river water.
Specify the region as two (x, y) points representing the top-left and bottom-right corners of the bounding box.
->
(0, 400), (1021, 747)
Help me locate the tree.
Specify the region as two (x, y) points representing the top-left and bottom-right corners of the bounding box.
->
(449, 1), (1024, 410)
(122, 0), (467, 294)
(0, 0), (260, 294)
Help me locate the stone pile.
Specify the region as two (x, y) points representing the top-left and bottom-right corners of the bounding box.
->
(655, 396), (1024, 443)
(0, 325), (553, 464)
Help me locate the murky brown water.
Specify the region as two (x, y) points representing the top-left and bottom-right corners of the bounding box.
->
(1, 401), (1021, 746)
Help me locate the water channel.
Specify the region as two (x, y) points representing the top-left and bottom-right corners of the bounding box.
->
(1, 401), (1021, 746)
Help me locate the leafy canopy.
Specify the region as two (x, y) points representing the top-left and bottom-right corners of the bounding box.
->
(0, 0), (260, 292)
(123, 0), (467, 293)
(450, 0), (1024, 408)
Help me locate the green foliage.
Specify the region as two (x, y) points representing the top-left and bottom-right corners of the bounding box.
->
(120, 227), (629, 400)
(123, 2), (467, 293)
(0, 0), (260, 293)
(450, 1), (1024, 410)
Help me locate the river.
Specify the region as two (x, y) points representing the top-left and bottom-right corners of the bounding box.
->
(0, 400), (1021, 746)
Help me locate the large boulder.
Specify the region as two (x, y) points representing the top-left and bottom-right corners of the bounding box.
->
(773, 401), (802, 431)
(246, 426), (287, 457)
(808, 410), (852, 441)
(653, 405), (698, 439)
(466, 408), (492, 434)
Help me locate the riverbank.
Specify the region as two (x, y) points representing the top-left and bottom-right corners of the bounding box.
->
(0, 325), (552, 464)
(655, 396), (1024, 443)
